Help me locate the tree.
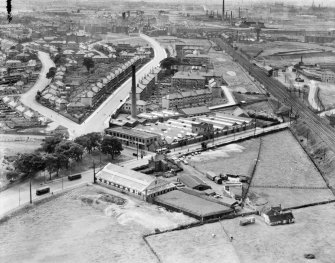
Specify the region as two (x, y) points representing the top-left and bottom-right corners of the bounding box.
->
(46, 67), (56, 79)
(6, 171), (19, 181)
(44, 154), (58, 179)
(83, 57), (94, 73)
(55, 141), (84, 161)
(160, 57), (179, 71)
(74, 132), (102, 154)
(101, 135), (123, 160)
(41, 135), (63, 153)
(14, 153), (46, 177)
(44, 153), (69, 178)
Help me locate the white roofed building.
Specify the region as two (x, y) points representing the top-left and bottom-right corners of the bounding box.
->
(96, 163), (176, 200)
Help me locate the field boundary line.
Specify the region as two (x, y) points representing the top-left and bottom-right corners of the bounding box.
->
(289, 127), (335, 197)
(250, 185), (328, 189)
(242, 137), (263, 205)
(142, 235), (161, 263)
(282, 199), (335, 211)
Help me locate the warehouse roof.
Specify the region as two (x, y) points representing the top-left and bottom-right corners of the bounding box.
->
(97, 163), (154, 192)
(155, 190), (232, 218)
(107, 126), (160, 139)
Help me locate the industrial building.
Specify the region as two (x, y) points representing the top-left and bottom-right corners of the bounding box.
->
(105, 126), (161, 151)
(96, 163), (176, 201)
(177, 174), (211, 191)
(321, 70), (335, 83)
(162, 89), (212, 109)
(153, 190), (233, 221)
(171, 71), (206, 89)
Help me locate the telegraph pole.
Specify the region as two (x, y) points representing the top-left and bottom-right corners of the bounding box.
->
(93, 161), (96, 183)
(29, 177), (32, 204)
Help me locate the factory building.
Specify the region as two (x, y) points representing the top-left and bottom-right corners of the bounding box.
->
(96, 163), (176, 201)
(105, 126), (161, 151)
(171, 71), (206, 89)
(162, 89), (212, 109)
(321, 70), (335, 83)
(183, 53), (211, 66)
(305, 35), (335, 43)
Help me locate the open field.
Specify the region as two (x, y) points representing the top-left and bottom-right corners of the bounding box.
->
(249, 188), (334, 208)
(220, 203), (335, 263)
(249, 130), (334, 208)
(317, 82), (335, 109)
(189, 140), (260, 177)
(0, 185), (195, 263)
(207, 48), (260, 93)
(147, 222), (240, 263)
(253, 130), (327, 187)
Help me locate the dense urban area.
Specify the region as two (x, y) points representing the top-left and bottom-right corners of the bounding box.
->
(1, 0), (335, 262)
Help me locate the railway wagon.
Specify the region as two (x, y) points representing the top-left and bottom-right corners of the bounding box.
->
(206, 171), (217, 181)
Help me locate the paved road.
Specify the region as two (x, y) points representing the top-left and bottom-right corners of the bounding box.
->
(20, 34), (167, 139)
(0, 169), (96, 217)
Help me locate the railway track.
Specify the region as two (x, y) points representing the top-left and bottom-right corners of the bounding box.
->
(213, 38), (335, 153)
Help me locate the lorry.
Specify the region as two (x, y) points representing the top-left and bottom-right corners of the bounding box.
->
(239, 217), (256, 226)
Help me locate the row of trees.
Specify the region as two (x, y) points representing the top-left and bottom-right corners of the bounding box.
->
(10, 132), (123, 181)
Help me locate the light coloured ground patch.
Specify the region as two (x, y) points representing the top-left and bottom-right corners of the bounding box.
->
(147, 222), (240, 263)
(221, 204), (335, 263)
(189, 139), (260, 176)
(0, 185), (195, 263)
(253, 130), (327, 188)
(227, 71), (236, 77)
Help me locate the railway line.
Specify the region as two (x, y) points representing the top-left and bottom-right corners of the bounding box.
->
(213, 38), (335, 153)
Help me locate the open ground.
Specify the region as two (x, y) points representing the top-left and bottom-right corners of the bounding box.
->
(0, 184), (195, 263)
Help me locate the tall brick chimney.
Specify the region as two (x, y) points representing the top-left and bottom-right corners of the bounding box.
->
(131, 65), (137, 118)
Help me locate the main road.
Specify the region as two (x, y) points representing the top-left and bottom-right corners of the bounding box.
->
(20, 34), (167, 139)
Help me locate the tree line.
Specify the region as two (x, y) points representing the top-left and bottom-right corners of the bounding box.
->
(7, 132), (123, 181)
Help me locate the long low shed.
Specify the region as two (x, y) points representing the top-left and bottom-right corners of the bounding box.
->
(154, 190), (233, 221)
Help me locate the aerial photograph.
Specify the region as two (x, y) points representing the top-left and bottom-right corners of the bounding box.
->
(0, 0), (335, 262)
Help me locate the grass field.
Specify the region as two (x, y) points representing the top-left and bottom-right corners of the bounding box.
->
(220, 203), (335, 263)
(0, 185), (195, 263)
(189, 139), (260, 177)
(253, 130), (327, 187)
(147, 222), (240, 263)
(249, 130), (334, 208)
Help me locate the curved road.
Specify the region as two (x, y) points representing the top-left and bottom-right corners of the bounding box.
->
(20, 34), (167, 139)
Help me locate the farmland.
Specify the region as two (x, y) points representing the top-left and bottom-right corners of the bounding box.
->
(220, 203), (335, 263)
(146, 222), (240, 263)
(0, 185), (195, 263)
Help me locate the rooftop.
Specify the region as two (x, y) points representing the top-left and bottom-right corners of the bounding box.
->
(155, 190), (232, 218)
(107, 126), (160, 139)
(96, 163), (155, 193)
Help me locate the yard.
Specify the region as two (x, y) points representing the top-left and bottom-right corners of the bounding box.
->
(0, 184), (195, 263)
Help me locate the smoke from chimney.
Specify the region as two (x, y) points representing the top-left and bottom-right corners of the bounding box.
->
(131, 65), (137, 118)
